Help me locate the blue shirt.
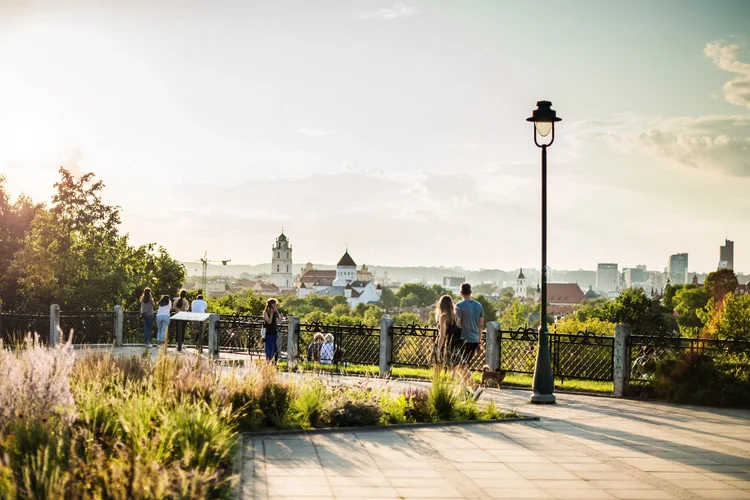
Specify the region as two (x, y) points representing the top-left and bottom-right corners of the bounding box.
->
(455, 299), (484, 343)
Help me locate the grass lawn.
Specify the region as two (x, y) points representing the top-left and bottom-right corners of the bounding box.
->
(288, 361), (614, 394)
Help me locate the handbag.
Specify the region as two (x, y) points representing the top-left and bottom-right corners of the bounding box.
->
(448, 322), (463, 347)
(261, 326), (266, 340)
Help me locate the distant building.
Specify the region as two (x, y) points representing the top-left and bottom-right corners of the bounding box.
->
(584, 285), (598, 300)
(668, 253), (689, 285)
(719, 239), (734, 270)
(622, 268), (648, 289)
(514, 269), (527, 299)
(357, 264), (374, 282)
(297, 250), (382, 307)
(443, 276), (465, 288)
(544, 283), (585, 317)
(270, 232), (293, 288)
(596, 263), (619, 293)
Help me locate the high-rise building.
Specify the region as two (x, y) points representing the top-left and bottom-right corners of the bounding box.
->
(623, 268), (648, 288)
(668, 253), (689, 285)
(719, 239), (734, 270)
(596, 263), (619, 293)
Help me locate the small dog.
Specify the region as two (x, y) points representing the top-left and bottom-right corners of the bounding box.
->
(481, 365), (506, 388)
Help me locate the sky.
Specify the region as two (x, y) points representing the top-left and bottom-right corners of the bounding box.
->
(1, 0), (749, 273)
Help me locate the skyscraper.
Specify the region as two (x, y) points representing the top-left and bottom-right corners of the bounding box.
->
(719, 239), (734, 270)
(596, 263), (619, 293)
(668, 253), (689, 285)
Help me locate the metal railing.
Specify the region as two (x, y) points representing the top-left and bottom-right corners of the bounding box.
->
(298, 321), (380, 366)
(390, 324), (488, 372)
(217, 314), (288, 360)
(0, 312), (50, 346)
(59, 311), (116, 345)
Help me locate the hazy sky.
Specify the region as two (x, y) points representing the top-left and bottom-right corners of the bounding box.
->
(1, 0), (749, 273)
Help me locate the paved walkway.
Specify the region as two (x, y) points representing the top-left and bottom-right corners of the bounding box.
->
(238, 385), (750, 500)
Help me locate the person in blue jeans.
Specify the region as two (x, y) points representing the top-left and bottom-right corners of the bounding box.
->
(140, 287), (156, 347)
(262, 298), (280, 363)
(155, 295), (172, 347)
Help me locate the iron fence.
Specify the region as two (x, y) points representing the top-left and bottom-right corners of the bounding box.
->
(390, 324), (487, 371)
(497, 328), (614, 382)
(218, 314), (288, 361)
(0, 312), (50, 346)
(299, 321), (380, 366)
(628, 333), (750, 381)
(60, 311), (116, 345)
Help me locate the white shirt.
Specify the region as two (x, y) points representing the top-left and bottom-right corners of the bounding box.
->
(157, 305), (171, 316)
(191, 299), (208, 313)
(320, 343), (335, 364)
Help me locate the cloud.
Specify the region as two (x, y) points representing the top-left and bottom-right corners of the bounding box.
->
(704, 41), (750, 109)
(298, 128), (339, 137)
(358, 3), (416, 20)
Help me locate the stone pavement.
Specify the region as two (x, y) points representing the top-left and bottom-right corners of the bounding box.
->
(238, 385), (750, 500)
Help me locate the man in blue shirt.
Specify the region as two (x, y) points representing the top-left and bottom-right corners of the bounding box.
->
(455, 283), (484, 399)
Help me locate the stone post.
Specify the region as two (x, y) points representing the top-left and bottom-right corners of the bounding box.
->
(379, 316), (394, 378)
(208, 313), (220, 359)
(114, 305), (123, 347)
(50, 304), (61, 346)
(287, 316), (300, 371)
(613, 323), (631, 397)
(485, 321), (501, 372)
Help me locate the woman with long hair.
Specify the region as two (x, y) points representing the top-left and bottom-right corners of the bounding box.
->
(155, 295), (172, 347)
(434, 294), (459, 379)
(140, 287), (156, 348)
(172, 289), (190, 351)
(262, 298), (280, 363)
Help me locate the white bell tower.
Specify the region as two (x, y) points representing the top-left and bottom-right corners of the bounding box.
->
(271, 231), (293, 288)
(514, 268), (527, 299)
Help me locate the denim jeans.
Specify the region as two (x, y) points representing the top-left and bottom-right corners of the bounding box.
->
(143, 313), (154, 344)
(265, 334), (278, 362)
(156, 314), (170, 343)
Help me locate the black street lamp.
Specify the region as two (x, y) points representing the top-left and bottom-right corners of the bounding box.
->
(526, 100), (561, 405)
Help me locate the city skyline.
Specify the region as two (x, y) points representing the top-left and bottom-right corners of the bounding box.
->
(2, 1), (749, 272)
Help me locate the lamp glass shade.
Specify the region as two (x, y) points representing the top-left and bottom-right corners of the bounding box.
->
(535, 121), (552, 137)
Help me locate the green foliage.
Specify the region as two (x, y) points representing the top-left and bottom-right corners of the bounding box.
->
(673, 286), (710, 331)
(474, 294), (498, 322)
(402, 387), (430, 422)
(258, 382), (292, 428)
(290, 379), (326, 428)
(500, 299), (529, 329)
(704, 269), (739, 303)
(327, 400), (383, 427)
(331, 303), (351, 316)
(553, 317), (616, 335)
(2, 168), (185, 311)
(396, 283), (439, 308)
(207, 290), (265, 315)
(393, 312), (423, 326)
(380, 395), (408, 424)
(699, 293), (750, 339)
(427, 375), (459, 421)
(378, 287), (397, 310)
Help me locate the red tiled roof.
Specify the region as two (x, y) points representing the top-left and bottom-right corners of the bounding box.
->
(548, 305), (577, 316)
(300, 270), (336, 283)
(546, 283), (585, 304)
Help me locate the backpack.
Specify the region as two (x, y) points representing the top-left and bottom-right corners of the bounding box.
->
(447, 322), (463, 346)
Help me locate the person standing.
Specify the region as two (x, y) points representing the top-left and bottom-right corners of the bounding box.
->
(262, 298), (280, 363)
(172, 289), (190, 351)
(155, 295), (172, 347)
(455, 283), (484, 399)
(190, 294), (208, 344)
(140, 287), (156, 348)
(434, 294), (460, 380)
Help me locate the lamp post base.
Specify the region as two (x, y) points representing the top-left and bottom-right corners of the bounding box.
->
(530, 392), (557, 405)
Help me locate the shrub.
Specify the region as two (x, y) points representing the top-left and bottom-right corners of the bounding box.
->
(258, 382), (292, 428)
(402, 387), (430, 422)
(380, 394), (408, 424)
(454, 395), (479, 421)
(328, 400), (382, 427)
(290, 379), (326, 428)
(427, 375), (459, 421)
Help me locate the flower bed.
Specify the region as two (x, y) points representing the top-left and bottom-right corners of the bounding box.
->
(0, 337), (517, 499)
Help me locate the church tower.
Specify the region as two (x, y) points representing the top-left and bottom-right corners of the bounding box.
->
(514, 268), (527, 299)
(271, 231), (293, 288)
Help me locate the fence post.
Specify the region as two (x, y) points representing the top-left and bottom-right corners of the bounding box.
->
(208, 313), (220, 359)
(50, 304), (60, 346)
(287, 316), (300, 371)
(379, 316), (393, 378)
(485, 321), (501, 372)
(114, 305), (123, 347)
(613, 323), (631, 397)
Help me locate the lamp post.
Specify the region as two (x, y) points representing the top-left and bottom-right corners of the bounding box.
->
(526, 100), (561, 405)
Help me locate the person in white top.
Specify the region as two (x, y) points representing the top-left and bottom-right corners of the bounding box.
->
(190, 295), (208, 344)
(155, 295), (172, 347)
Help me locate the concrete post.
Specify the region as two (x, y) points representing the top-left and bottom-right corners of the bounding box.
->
(114, 305), (123, 347)
(208, 313), (220, 359)
(613, 324), (631, 397)
(379, 316), (394, 378)
(50, 304), (60, 346)
(287, 316), (300, 371)
(485, 321), (501, 372)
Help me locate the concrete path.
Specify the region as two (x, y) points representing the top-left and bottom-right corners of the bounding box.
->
(238, 386), (750, 500)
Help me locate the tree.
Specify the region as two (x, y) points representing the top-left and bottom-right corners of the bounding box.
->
(673, 286), (710, 332)
(393, 312), (422, 326)
(704, 269), (739, 304)
(500, 299), (528, 330)
(379, 287), (397, 311)
(610, 287), (668, 335)
(331, 303), (351, 316)
(661, 284), (683, 312)
(699, 293), (750, 340)
(474, 294), (498, 323)
(400, 292), (422, 308)
(395, 283), (438, 308)
(472, 283), (496, 295)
